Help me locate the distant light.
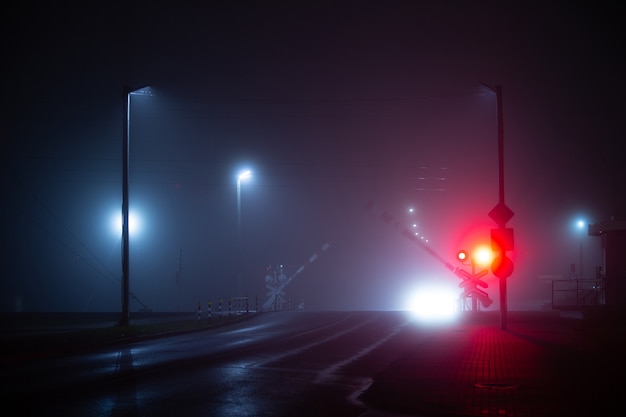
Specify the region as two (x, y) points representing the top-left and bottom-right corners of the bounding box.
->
(576, 220), (585, 230)
(130, 86), (154, 96)
(112, 210), (141, 236)
(238, 170), (252, 181)
(406, 285), (459, 324)
(474, 245), (493, 266)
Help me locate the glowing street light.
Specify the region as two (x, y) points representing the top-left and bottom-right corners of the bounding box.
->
(112, 210), (142, 236)
(236, 169), (252, 295)
(120, 85), (152, 326)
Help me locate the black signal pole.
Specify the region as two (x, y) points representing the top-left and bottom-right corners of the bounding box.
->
(483, 83), (514, 331)
(496, 85), (507, 331)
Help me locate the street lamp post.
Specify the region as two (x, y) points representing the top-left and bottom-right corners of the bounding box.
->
(120, 85), (152, 327)
(576, 219), (585, 279)
(236, 170), (252, 296)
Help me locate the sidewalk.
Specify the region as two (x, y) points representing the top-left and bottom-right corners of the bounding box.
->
(361, 310), (624, 417)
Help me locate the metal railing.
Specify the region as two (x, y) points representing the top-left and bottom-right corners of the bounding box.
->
(552, 279), (605, 310)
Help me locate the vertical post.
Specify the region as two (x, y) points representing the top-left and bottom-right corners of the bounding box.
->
(471, 260), (478, 311)
(236, 170), (251, 296)
(496, 85), (505, 205)
(579, 241), (584, 280)
(176, 249), (182, 312)
(237, 178), (242, 296)
(499, 276), (507, 327)
(496, 85), (507, 331)
(120, 86), (131, 327)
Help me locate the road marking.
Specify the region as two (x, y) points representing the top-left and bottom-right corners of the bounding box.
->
(249, 314), (373, 368)
(314, 324), (404, 384)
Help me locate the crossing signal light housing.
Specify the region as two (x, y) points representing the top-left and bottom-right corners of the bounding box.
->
(492, 255), (514, 279)
(457, 250), (469, 262)
(491, 227), (515, 252)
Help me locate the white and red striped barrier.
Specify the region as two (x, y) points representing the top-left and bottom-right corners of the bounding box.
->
(263, 242), (331, 310)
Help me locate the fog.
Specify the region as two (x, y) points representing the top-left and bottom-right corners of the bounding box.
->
(2, 2), (623, 313)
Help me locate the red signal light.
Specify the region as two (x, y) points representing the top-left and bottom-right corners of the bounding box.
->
(473, 245), (493, 266)
(491, 227), (514, 252)
(492, 255), (514, 279)
(456, 250), (468, 262)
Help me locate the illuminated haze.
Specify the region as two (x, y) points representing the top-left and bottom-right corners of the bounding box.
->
(2, 2), (623, 312)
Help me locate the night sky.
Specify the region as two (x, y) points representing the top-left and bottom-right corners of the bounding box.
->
(2, 1), (624, 312)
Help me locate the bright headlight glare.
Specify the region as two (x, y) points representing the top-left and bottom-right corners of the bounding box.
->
(406, 286), (459, 324)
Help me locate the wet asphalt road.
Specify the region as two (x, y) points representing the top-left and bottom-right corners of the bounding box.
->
(4, 310), (427, 417)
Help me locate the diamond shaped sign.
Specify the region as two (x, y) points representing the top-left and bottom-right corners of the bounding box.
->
(488, 202), (514, 226)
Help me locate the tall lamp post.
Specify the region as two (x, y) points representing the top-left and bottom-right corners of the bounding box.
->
(236, 170), (252, 296)
(120, 85), (152, 327)
(576, 219), (586, 279)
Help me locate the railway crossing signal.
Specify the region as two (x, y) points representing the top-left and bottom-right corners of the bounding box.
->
(456, 268), (493, 309)
(455, 249), (493, 311)
(262, 242), (330, 310)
